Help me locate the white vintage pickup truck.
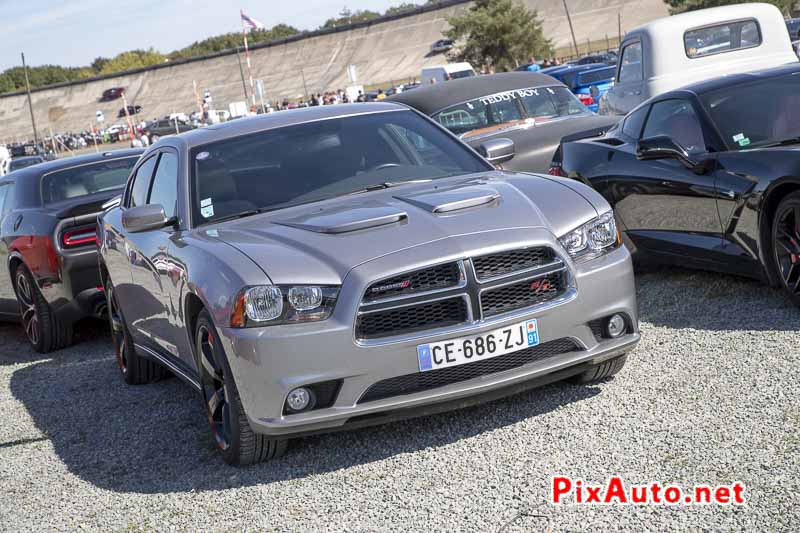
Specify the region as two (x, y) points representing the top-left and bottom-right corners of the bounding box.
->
(600, 3), (798, 116)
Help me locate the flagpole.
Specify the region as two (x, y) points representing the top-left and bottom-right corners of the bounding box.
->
(241, 10), (257, 111)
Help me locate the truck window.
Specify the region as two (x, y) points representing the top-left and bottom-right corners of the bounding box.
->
(618, 41), (643, 84)
(684, 19), (761, 58)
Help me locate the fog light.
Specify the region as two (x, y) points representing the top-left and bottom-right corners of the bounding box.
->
(286, 387), (315, 412)
(606, 314), (627, 338)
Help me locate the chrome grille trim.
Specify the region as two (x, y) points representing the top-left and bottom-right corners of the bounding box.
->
(355, 246), (573, 344)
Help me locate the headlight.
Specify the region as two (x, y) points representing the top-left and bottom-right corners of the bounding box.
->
(231, 285), (339, 327)
(559, 211), (619, 261)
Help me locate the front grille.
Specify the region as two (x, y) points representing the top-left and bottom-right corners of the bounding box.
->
(472, 247), (555, 281)
(356, 297), (468, 340)
(480, 272), (566, 317)
(364, 262), (462, 301)
(358, 338), (582, 403)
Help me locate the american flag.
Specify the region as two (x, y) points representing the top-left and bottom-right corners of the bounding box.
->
(240, 9), (265, 32)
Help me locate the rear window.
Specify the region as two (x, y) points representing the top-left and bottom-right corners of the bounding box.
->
(41, 156), (138, 204)
(433, 86), (586, 138)
(577, 67), (616, 86)
(449, 69), (475, 80)
(9, 157), (43, 172)
(684, 19), (761, 58)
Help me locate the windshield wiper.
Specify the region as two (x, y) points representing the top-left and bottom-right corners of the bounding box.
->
(210, 208), (271, 224)
(759, 137), (800, 148)
(346, 179), (433, 196)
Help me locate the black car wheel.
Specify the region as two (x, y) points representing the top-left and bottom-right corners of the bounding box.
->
(105, 277), (166, 385)
(13, 264), (72, 353)
(772, 192), (800, 305)
(195, 310), (287, 465)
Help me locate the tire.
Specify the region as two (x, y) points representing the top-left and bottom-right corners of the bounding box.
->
(569, 354), (628, 384)
(13, 264), (72, 353)
(770, 191), (800, 307)
(195, 310), (287, 465)
(105, 277), (167, 385)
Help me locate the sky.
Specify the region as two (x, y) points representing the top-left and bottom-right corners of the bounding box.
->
(0, 0), (407, 71)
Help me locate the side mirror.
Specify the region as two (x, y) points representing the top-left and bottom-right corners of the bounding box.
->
(478, 138), (515, 164)
(636, 135), (710, 174)
(589, 85), (600, 99)
(122, 204), (173, 233)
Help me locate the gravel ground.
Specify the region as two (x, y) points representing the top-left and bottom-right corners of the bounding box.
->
(0, 268), (798, 532)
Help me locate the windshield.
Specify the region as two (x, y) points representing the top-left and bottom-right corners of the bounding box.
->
(432, 86), (587, 138)
(190, 110), (490, 225)
(702, 74), (800, 150)
(41, 156), (138, 204)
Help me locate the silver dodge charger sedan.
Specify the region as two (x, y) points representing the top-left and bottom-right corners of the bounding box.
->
(98, 102), (639, 465)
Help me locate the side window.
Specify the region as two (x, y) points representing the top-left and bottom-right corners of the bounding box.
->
(0, 185), (8, 219)
(148, 152), (178, 219)
(622, 106), (648, 139)
(618, 41), (643, 84)
(386, 124), (462, 169)
(128, 155), (158, 207)
(642, 99), (707, 154)
(2, 183), (15, 216)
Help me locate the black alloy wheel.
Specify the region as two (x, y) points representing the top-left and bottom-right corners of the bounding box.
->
(15, 268), (39, 347)
(104, 277), (166, 385)
(198, 322), (233, 451)
(773, 192), (800, 306)
(13, 264), (72, 353)
(194, 310), (287, 465)
(106, 282), (129, 376)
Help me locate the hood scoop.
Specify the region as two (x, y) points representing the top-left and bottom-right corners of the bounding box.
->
(274, 203), (408, 234)
(395, 185), (500, 214)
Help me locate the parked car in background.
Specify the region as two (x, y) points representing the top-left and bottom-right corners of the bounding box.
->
(98, 103), (638, 465)
(547, 63), (609, 91)
(421, 63), (476, 85)
(100, 87), (125, 102)
(572, 65), (616, 112)
(786, 17), (800, 41)
(553, 63), (800, 305)
(118, 105), (143, 118)
(430, 39), (454, 54)
(144, 118), (195, 141)
(600, 3), (798, 116)
(571, 52), (617, 65)
(7, 156), (45, 173)
(0, 149), (142, 352)
(390, 72), (619, 171)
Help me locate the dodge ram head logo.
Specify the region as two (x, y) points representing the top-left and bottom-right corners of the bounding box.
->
(371, 279), (411, 294)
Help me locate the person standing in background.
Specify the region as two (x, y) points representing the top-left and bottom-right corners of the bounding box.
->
(526, 56), (541, 72)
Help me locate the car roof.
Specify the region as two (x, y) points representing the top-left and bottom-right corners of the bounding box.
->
(667, 62), (800, 96)
(388, 72), (565, 115)
(160, 103), (410, 149)
(6, 149), (143, 179)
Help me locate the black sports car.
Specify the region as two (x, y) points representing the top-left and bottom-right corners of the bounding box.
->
(0, 149), (143, 352)
(552, 63), (800, 305)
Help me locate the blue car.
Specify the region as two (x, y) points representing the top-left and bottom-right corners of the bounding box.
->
(571, 65), (616, 113)
(542, 63), (608, 91)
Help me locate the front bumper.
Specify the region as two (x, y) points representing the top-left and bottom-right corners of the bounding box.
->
(218, 237), (639, 438)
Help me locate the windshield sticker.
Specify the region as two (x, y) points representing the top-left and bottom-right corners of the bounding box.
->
(196, 151), (211, 161)
(200, 198), (214, 218)
(546, 88), (555, 95)
(732, 133), (751, 146)
(479, 87), (540, 105)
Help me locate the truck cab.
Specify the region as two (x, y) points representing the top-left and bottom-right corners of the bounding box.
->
(600, 3), (798, 116)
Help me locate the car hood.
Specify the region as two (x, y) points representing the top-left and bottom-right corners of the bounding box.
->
(207, 172), (600, 285)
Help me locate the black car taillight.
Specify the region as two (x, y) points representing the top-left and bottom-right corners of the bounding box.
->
(578, 93), (595, 106)
(61, 226), (98, 249)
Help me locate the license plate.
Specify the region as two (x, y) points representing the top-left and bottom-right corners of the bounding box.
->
(416, 319), (539, 372)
